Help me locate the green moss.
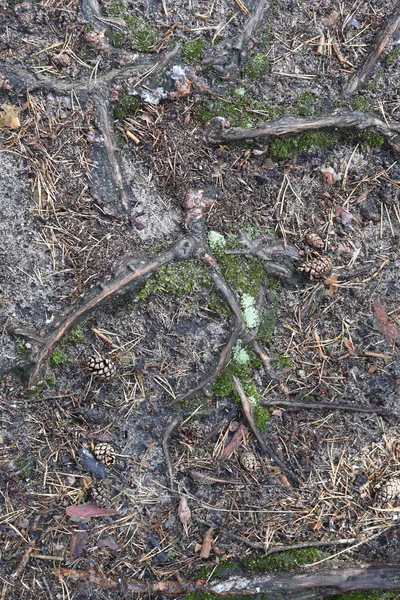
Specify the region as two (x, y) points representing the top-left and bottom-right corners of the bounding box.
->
(359, 129), (385, 148)
(183, 38), (204, 63)
(106, 2), (158, 52)
(213, 560), (241, 579)
(213, 361), (260, 405)
(137, 260), (212, 300)
(243, 547), (320, 572)
(15, 340), (27, 355)
(365, 68), (384, 91)
(216, 251), (264, 299)
(253, 404), (270, 431)
(274, 354), (292, 369)
(257, 293), (279, 343)
(196, 96), (282, 127)
(50, 349), (70, 367)
(269, 129), (339, 159)
(295, 91), (318, 116)
(114, 92), (140, 120)
(244, 52), (269, 80)
(45, 372), (56, 388)
(67, 326), (85, 344)
(385, 47), (400, 67)
(195, 566), (214, 579)
(350, 96), (371, 112)
(16, 458), (34, 477)
(126, 16), (158, 52)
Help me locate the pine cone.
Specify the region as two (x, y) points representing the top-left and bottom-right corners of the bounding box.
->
(239, 450), (259, 472)
(299, 255), (333, 279)
(375, 478), (400, 505)
(91, 479), (113, 508)
(304, 231), (324, 250)
(94, 442), (116, 466)
(87, 355), (116, 379)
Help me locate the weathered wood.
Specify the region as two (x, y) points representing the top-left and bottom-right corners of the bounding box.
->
(57, 565), (400, 598)
(204, 111), (400, 147)
(343, 4), (400, 98)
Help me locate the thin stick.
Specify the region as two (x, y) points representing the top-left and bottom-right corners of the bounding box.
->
(260, 399), (394, 416)
(233, 376), (303, 486)
(343, 5), (400, 97)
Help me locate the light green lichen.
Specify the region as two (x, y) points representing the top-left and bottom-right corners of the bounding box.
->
(241, 293), (259, 329)
(208, 230), (226, 251)
(233, 341), (250, 365)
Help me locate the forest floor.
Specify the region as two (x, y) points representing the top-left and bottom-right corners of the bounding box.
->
(0, 0), (400, 598)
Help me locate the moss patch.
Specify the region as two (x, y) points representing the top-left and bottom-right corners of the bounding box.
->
(243, 547), (320, 572)
(244, 52), (269, 80)
(106, 2), (158, 52)
(350, 96), (371, 112)
(359, 129), (385, 149)
(269, 129), (339, 159)
(50, 349), (70, 367)
(114, 92), (140, 120)
(67, 326), (85, 344)
(137, 260), (212, 300)
(183, 38), (204, 63)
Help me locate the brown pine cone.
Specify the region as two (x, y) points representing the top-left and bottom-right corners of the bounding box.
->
(87, 355), (116, 379)
(299, 255), (333, 279)
(91, 479), (113, 508)
(239, 450), (259, 472)
(93, 442), (116, 466)
(304, 231), (324, 250)
(375, 478), (400, 505)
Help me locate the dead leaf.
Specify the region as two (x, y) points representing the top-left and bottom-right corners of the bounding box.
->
(343, 337), (355, 354)
(335, 205), (353, 226)
(271, 408), (283, 418)
(373, 299), (399, 344)
(323, 9), (339, 26)
(178, 496), (191, 536)
(66, 503), (117, 521)
(200, 527), (214, 559)
(321, 167), (341, 184)
(0, 104), (21, 129)
(222, 424), (248, 457)
(70, 529), (89, 558)
(97, 537), (119, 550)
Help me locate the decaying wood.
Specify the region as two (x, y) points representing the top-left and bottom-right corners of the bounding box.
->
(233, 376), (303, 486)
(261, 399), (395, 416)
(343, 5), (400, 98)
(204, 110), (400, 148)
(57, 565), (400, 598)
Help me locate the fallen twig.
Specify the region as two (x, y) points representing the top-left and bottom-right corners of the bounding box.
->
(204, 110), (400, 149)
(261, 399), (394, 416)
(56, 565), (400, 598)
(233, 376), (303, 486)
(343, 5), (400, 97)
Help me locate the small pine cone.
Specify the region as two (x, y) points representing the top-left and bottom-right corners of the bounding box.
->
(375, 478), (400, 505)
(179, 421), (203, 446)
(91, 479), (113, 508)
(304, 231), (324, 250)
(239, 450), (259, 472)
(94, 442), (116, 466)
(299, 255), (333, 279)
(87, 355), (116, 379)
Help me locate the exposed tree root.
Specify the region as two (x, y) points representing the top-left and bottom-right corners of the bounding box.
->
(204, 110), (400, 150)
(233, 376), (303, 486)
(56, 565), (400, 598)
(343, 4), (400, 98)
